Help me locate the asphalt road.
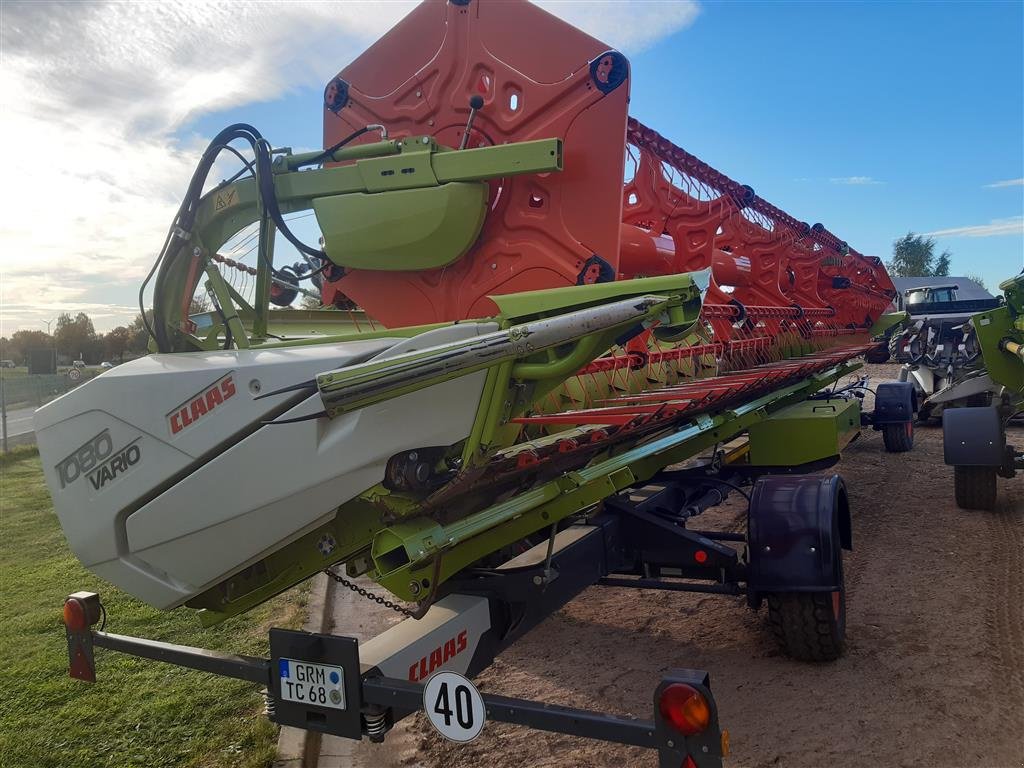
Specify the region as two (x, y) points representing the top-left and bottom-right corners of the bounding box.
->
(1, 405), (37, 439)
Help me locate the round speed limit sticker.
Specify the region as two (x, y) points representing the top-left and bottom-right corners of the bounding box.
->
(422, 671), (486, 743)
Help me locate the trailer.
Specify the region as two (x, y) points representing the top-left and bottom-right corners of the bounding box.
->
(61, 364), (913, 764)
(44, 0), (913, 762)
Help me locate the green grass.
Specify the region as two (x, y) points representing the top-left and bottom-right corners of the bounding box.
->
(0, 454), (307, 768)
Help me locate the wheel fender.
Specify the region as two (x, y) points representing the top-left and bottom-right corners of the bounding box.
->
(942, 406), (1005, 467)
(872, 381), (916, 427)
(747, 474), (850, 595)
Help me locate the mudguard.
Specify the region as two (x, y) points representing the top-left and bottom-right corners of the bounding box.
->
(942, 406), (1006, 467)
(747, 474), (851, 594)
(873, 380), (917, 425)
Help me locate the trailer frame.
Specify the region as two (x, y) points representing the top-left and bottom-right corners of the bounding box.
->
(62, 430), (883, 768)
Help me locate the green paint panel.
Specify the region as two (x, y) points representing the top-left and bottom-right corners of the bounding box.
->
(314, 182), (488, 271)
(976, 274), (1024, 394)
(747, 397), (861, 466)
(869, 311), (909, 338)
(491, 271), (706, 321)
(433, 139), (563, 181)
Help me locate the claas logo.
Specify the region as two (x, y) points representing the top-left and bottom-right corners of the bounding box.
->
(168, 374), (236, 435)
(408, 630), (468, 682)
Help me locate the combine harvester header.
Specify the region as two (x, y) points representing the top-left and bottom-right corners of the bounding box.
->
(44, 1), (912, 764)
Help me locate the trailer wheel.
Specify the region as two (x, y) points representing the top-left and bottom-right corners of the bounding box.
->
(954, 466), (997, 511)
(767, 562), (846, 663)
(882, 421), (914, 452)
(865, 344), (890, 364)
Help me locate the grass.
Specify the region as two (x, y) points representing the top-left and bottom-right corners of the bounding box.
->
(0, 453), (308, 768)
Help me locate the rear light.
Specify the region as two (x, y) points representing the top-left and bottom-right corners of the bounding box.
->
(63, 598), (88, 631)
(659, 682), (711, 736)
(63, 591), (100, 631)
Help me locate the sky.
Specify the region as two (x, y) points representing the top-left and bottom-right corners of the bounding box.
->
(1, 0), (1021, 335)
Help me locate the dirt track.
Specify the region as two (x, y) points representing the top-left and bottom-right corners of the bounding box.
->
(345, 365), (1024, 768)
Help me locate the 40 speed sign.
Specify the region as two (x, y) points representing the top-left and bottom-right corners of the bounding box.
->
(422, 671), (486, 742)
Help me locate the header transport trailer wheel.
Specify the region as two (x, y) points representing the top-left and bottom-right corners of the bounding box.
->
(882, 421), (914, 453)
(943, 406), (1012, 512)
(747, 475), (851, 662)
(953, 467), (997, 511)
(873, 381), (917, 453)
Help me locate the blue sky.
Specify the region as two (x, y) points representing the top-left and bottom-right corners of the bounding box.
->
(2, 1), (1021, 333)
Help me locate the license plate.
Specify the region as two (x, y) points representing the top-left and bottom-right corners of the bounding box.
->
(278, 658), (346, 709)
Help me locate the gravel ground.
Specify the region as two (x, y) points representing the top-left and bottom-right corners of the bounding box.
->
(343, 364), (1024, 768)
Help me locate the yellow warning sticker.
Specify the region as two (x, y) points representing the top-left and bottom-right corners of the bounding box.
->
(214, 188), (238, 212)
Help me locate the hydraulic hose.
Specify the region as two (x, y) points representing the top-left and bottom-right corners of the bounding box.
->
(146, 121), (371, 351)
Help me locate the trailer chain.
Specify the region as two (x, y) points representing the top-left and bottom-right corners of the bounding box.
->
(323, 568), (415, 618)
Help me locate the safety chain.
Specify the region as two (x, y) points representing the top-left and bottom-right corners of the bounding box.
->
(323, 568), (415, 618)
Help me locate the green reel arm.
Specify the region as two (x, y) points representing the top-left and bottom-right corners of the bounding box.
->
(149, 131), (563, 352)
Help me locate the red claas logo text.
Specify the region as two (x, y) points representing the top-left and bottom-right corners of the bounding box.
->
(168, 375), (236, 435)
(408, 630), (468, 681)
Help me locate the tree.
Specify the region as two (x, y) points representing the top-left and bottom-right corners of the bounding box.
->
(54, 312), (97, 363)
(888, 232), (953, 277)
(8, 329), (53, 366)
(128, 311), (154, 354)
(104, 326), (133, 362)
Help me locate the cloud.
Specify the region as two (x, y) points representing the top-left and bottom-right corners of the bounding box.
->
(0, 1), (696, 335)
(924, 216), (1024, 238)
(538, 1), (700, 52)
(984, 178), (1024, 188)
(829, 176), (884, 186)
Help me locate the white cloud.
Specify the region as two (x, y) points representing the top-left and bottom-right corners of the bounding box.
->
(924, 216), (1024, 238)
(984, 178), (1024, 188)
(0, 1), (415, 335)
(829, 176), (884, 186)
(0, 1), (695, 335)
(538, 1), (699, 51)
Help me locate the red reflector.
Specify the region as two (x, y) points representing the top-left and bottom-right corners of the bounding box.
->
(694, 550), (708, 564)
(659, 683), (711, 736)
(516, 451), (539, 469)
(63, 598), (88, 631)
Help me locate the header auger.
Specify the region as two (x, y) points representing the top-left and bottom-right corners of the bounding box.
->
(44, 2), (912, 764)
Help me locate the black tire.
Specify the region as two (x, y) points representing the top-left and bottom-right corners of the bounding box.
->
(865, 345), (890, 364)
(954, 466), (998, 511)
(916, 404), (934, 424)
(882, 421), (914, 452)
(767, 558), (846, 662)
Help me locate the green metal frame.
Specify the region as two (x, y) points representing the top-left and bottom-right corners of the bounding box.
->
(869, 311), (909, 339)
(974, 274), (1024, 394)
(153, 135), (563, 352)
(367, 361), (861, 602)
(189, 355), (860, 622)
